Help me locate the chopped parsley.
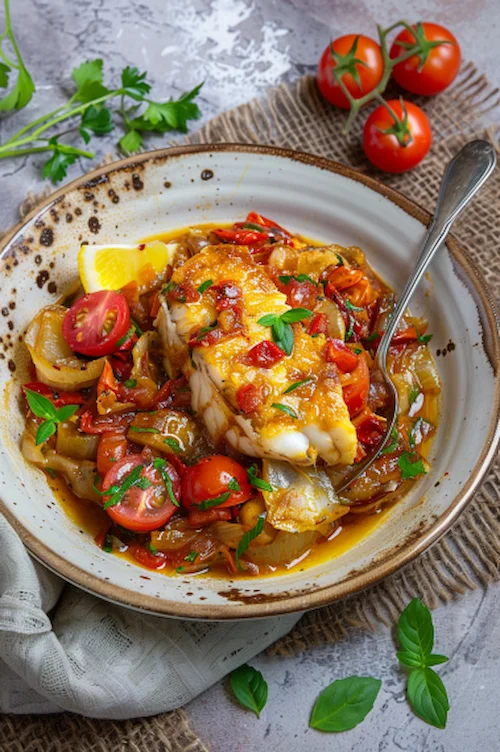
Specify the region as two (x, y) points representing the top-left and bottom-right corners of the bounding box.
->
(184, 550), (199, 563)
(236, 513), (266, 570)
(283, 378), (313, 394)
(247, 465), (273, 492)
(272, 403), (298, 419)
(344, 300), (364, 312)
(398, 452), (427, 480)
(409, 387), (421, 406)
(193, 491), (231, 511)
(197, 279), (213, 294)
(124, 378), (137, 388)
(228, 477), (241, 492)
(381, 426), (399, 455)
(129, 426), (160, 434)
(164, 437), (182, 453)
(278, 273), (318, 287)
(152, 457), (180, 507)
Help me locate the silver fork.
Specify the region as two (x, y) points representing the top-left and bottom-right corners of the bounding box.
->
(336, 139), (496, 493)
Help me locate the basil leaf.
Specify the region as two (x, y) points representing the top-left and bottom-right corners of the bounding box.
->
(184, 550), (199, 563)
(152, 457), (180, 507)
(247, 465), (272, 493)
(309, 676), (382, 732)
(35, 420), (56, 446)
(397, 598), (435, 666)
(230, 664), (268, 718)
(124, 379), (137, 388)
(103, 465), (143, 509)
(397, 651), (425, 669)
(164, 437), (182, 454)
(258, 314), (278, 327)
(407, 668), (449, 729)
(228, 477), (241, 492)
(272, 317), (285, 342)
(193, 491), (231, 511)
(381, 426), (399, 455)
(55, 404), (80, 422)
(398, 452), (427, 480)
(274, 322), (294, 356)
(283, 378), (312, 394)
(24, 389), (57, 420)
(129, 426), (160, 434)
(236, 512), (266, 569)
(272, 403), (298, 419)
(280, 308), (312, 324)
(197, 279), (213, 294)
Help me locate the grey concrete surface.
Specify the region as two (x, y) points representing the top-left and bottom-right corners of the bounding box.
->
(1, 0), (499, 749)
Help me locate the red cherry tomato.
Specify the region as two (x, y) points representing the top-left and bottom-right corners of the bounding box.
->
(342, 352), (370, 417)
(325, 339), (359, 372)
(363, 100), (432, 173)
(317, 34), (384, 109)
(97, 430), (129, 476)
(102, 454), (181, 532)
(63, 290), (131, 357)
(390, 22), (461, 96)
(181, 455), (253, 511)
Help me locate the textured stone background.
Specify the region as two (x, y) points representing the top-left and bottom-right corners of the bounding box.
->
(1, 1), (500, 750)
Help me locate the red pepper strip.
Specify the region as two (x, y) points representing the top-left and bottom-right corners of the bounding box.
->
(391, 326), (419, 344)
(352, 407), (387, 448)
(128, 543), (168, 570)
(244, 340), (286, 369)
(325, 339), (359, 372)
(80, 410), (135, 435)
(212, 228), (269, 246)
(327, 266), (364, 291)
(308, 313), (329, 336)
(245, 211), (292, 235)
(154, 376), (191, 410)
(110, 355), (133, 381)
(342, 353), (370, 417)
(188, 508), (232, 528)
(22, 382), (84, 408)
(237, 383), (264, 414)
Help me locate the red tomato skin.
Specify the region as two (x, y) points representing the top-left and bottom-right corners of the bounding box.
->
(342, 352), (370, 417)
(128, 543), (168, 569)
(324, 339), (359, 372)
(22, 382), (84, 408)
(63, 290), (131, 357)
(244, 340), (286, 369)
(97, 430), (129, 476)
(363, 100), (432, 173)
(237, 384), (264, 414)
(390, 23), (461, 96)
(181, 456), (253, 510)
(317, 35), (384, 109)
(102, 454), (181, 532)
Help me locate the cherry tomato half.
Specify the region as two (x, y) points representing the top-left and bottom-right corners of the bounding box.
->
(181, 455), (253, 511)
(363, 100), (432, 173)
(390, 22), (461, 96)
(63, 290), (131, 357)
(102, 454), (181, 532)
(317, 34), (383, 109)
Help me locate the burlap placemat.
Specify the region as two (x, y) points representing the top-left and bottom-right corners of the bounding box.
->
(1, 61), (499, 750)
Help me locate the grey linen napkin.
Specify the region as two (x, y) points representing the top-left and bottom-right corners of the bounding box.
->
(0, 516), (300, 719)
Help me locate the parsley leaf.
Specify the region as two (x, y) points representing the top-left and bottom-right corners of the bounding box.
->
(193, 491), (231, 511)
(79, 105), (114, 143)
(228, 477), (241, 492)
(71, 59), (110, 103)
(236, 512), (266, 569)
(152, 457), (180, 507)
(129, 426), (160, 434)
(381, 426), (399, 454)
(409, 386), (421, 406)
(417, 330), (433, 344)
(309, 676), (381, 732)
(163, 437), (182, 454)
(141, 82), (203, 133)
(103, 465), (143, 509)
(272, 403), (298, 419)
(247, 465), (272, 493)
(121, 66), (151, 100)
(124, 379), (137, 388)
(119, 128), (143, 155)
(42, 139), (92, 183)
(344, 300), (364, 312)
(197, 279), (213, 294)
(398, 452), (427, 479)
(184, 550), (199, 563)
(279, 274), (317, 287)
(230, 664), (268, 718)
(0, 64), (35, 112)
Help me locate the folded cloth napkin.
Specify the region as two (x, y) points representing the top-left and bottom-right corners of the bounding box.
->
(0, 516), (300, 719)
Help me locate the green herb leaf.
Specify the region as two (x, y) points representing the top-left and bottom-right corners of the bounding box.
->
(274, 322), (294, 356)
(258, 313), (278, 327)
(141, 83), (203, 133)
(279, 274), (317, 286)
(283, 378), (312, 394)
(194, 491), (231, 511)
(230, 664), (268, 718)
(272, 317), (285, 342)
(272, 403), (298, 419)
(24, 389), (57, 420)
(136, 477), (153, 490)
(80, 104), (114, 143)
(397, 598), (446, 667)
(163, 437), (182, 454)
(0, 62), (10, 89)
(42, 139), (93, 184)
(344, 299), (364, 312)
(55, 404), (79, 422)
(407, 668), (449, 729)
(46, 467), (57, 479)
(197, 279), (213, 294)
(336, 253), (344, 266)
(71, 59), (110, 103)
(131, 318), (143, 336)
(309, 676), (382, 732)
(236, 512), (266, 569)
(409, 386), (420, 406)
(152, 457), (180, 507)
(129, 426), (160, 434)
(35, 420), (56, 446)
(121, 66), (151, 100)
(116, 326), (135, 347)
(417, 330), (433, 344)
(0, 65), (35, 112)
(176, 566), (184, 573)
(247, 465), (272, 493)
(147, 542), (158, 555)
(344, 315), (355, 342)
(103, 534), (113, 553)
(184, 550), (199, 563)
(280, 308), (313, 324)
(124, 379), (137, 388)
(228, 477), (241, 492)
(119, 128), (143, 155)
(366, 331), (380, 342)
(381, 426), (399, 455)
(103, 465), (143, 509)
(398, 452), (427, 480)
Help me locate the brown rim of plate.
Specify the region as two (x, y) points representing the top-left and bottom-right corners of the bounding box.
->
(0, 142), (499, 621)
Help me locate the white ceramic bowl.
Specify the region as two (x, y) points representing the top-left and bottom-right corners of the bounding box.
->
(0, 144), (498, 619)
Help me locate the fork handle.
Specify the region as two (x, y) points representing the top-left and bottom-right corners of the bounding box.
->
(376, 139), (497, 370)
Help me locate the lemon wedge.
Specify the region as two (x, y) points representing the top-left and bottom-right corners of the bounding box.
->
(78, 240), (178, 292)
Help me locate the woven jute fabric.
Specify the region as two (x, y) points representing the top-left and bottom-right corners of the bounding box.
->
(0, 62), (498, 750)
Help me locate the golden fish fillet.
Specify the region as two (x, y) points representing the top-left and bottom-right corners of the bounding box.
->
(156, 245), (357, 466)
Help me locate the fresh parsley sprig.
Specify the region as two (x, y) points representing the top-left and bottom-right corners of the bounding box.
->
(24, 389), (80, 446)
(0, 0), (35, 113)
(258, 308), (312, 356)
(236, 512), (266, 570)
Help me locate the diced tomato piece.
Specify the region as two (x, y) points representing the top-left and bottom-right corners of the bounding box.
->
(212, 228), (269, 246)
(342, 352), (370, 417)
(97, 430), (129, 476)
(188, 508), (232, 527)
(154, 377), (192, 410)
(352, 408), (387, 448)
(327, 266), (364, 291)
(189, 325), (225, 348)
(128, 543), (168, 570)
(80, 410), (135, 434)
(283, 279), (317, 309)
(165, 282), (199, 304)
(308, 313), (329, 336)
(237, 384), (264, 414)
(347, 278), (378, 307)
(211, 282), (243, 311)
(244, 340), (286, 368)
(22, 382), (84, 409)
(325, 339), (359, 372)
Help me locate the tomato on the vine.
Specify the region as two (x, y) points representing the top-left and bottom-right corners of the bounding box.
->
(390, 22), (460, 96)
(363, 99), (432, 173)
(181, 455), (253, 511)
(63, 290), (131, 357)
(317, 34), (384, 109)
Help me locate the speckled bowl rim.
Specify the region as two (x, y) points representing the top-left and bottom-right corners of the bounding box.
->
(0, 143), (499, 620)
